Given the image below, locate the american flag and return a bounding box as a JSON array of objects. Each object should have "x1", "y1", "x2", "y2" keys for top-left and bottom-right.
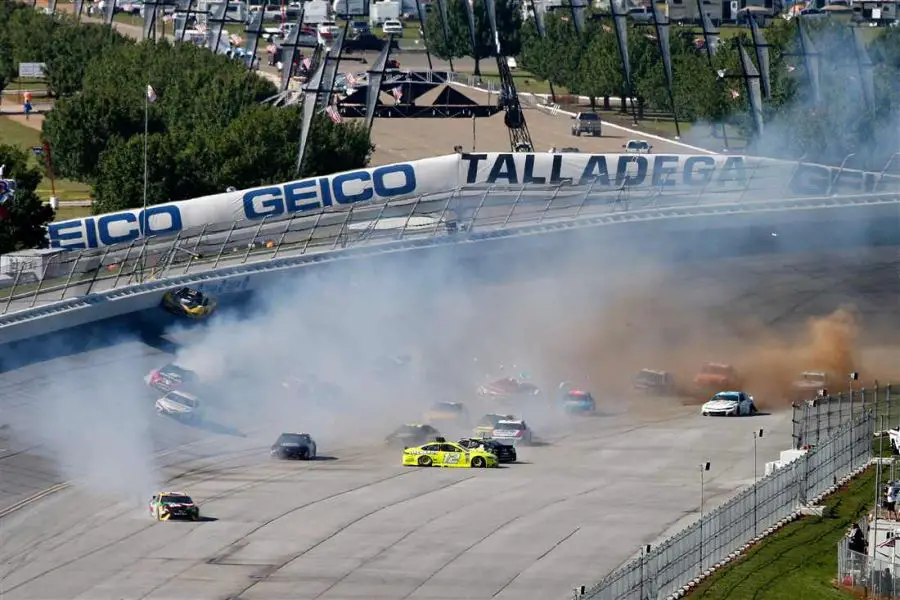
[
  {"x1": 391, "y1": 87, "x2": 402, "y2": 101},
  {"x1": 730, "y1": 89, "x2": 740, "y2": 99},
  {"x1": 325, "y1": 105, "x2": 342, "y2": 124},
  {"x1": 302, "y1": 57, "x2": 312, "y2": 70},
  {"x1": 346, "y1": 73, "x2": 358, "y2": 87}
]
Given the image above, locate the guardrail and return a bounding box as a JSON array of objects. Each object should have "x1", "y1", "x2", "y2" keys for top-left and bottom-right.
[
  {"x1": 794, "y1": 385, "x2": 897, "y2": 448},
  {"x1": 4, "y1": 169, "x2": 900, "y2": 318},
  {"x1": 584, "y1": 407, "x2": 877, "y2": 600}
]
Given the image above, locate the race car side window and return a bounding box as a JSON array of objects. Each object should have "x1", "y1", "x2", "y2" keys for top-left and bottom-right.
[
  {"x1": 440, "y1": 444, "x2": 458, "y2": 452},
  {"x1": 421, "y1": 444, "x2": 440, "y2": 452}
]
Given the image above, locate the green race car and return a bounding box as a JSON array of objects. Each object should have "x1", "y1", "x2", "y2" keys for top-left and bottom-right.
[
  {"x1": 402, "y1": 437, "x2": 498, "y2": 468},
  {"x1": 149, "y1": 491, "x2": 201, "y2": 521}
]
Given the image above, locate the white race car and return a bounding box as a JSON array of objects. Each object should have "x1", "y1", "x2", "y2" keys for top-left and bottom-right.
[
  {"x1": 701, "y1": 391, "x2": 758, "y2": 417},
  {"x1": 490, "y1": 419, "x2": 535, "y2": 445},
  {"x1": 155, "y1": 390, "x2": 203, "y2": 422}
]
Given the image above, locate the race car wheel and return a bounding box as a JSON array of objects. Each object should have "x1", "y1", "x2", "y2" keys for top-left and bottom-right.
[
  {"x1": 471, "y1": 456, "x2": 486, "y2": 468},
  {"x1": 418, "y1": 456, "x2": 432, "y2": 467}
]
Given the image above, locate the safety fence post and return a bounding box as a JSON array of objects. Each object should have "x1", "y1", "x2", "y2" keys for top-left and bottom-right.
[
  {"x1": 399, "y1": 193, "x2": 428, "y2": 240},
  {"x1": 272, "y1": 214, "x2": 298, "y2": 260},
  {"x1": 826, "y1": 153, "x2": 856, "y2": 196},
  {"x1": 161, "y1": 232, "x2": 184, "y2": 279},
  {"x1": 435, "y1": 189, "x2": 458, "y2": 236},
  {"x1": 131, "y1": 236, "x2": 154, "y2": 285},
  {"x1": 183, "y1": 224, "x2": 209, "y2": 275},
  {"x1": 573, "y1": 177, "x2": 600, "y2": 219},
  {"x1": 59, "y1": 253, "x2": 84, "y2": 301},
  {"x1": 110, "y1": 240, "x2": 137, "y2": 290},
  {"x1": 29, "y1": 254, "x2": 61, "y2": 308},
  {"x1": 876, "y1": 152, "x2": 899, "y2": 191},
  {"x1": 3, "y1": 265, "x2": 24, "y2": 314},
  {"x1": 536, "y1": 185, "x2": 564, "y2": 224},
  {"x1": 213, "y1": 223, "x2": 238, "y2": 270},
  {"x1": 242, "y1": 216, "x2": 269, "y2": 264},
  {"x1": 502, "y1": 185, "x2": 528, "y2": 228},
  {"x1": 736, "y1": 159, "x2": 767, "y2": 205},
  {"x1": 468, "y1": 186, "x2": 493, "y2": 232},
  {"x1": 331, "y1": 206, "x2": 356, "y2": 250},
  {"x1": 300, "y1": 211, "x2": 325, "y2": 255}
]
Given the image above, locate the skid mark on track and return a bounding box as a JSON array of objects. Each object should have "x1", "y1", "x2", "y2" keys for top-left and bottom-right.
[
  {"x1": 398, "y1": 484, "x2": 608, "y2": 600},
  {"x1": 491, "y1": 526, "x2": 582, "y2": 598}
]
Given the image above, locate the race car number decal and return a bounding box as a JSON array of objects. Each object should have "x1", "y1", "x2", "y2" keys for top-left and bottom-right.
[{"x1": 443, "y1": 453, "x2": 460, "y2": 464}]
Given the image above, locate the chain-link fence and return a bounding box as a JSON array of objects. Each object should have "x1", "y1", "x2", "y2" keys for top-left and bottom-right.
[
  {"x1": 793, "y1": 385, "x2": 898, "y2": 448},
  {"x1": 584, "y1": 410, "x2": 875, "y2": 600},
  {"x1": 838, "y1": 533, "x2": 900, "y2": 597},
  {"x1": 3, "y1": 174, "x2": 900, "y2": 317}
]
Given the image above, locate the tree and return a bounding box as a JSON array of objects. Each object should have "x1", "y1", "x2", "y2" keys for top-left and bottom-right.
[
  {"x1": 423, "y1": 0, "x2": 521, "y2": 73},
  {"x1": 0, "y1": 144, "x2": 54, "y2": 254},
  {"x1": 91, "y1": 106, "x2": 374, "y2": 214}
]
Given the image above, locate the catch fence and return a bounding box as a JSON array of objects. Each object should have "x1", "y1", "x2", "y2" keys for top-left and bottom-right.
[
  {"x1": 793, "y1": 385, "x2": 899, "y2": 448},
  {"x1": 584, "y1": 409, "x2": 875, "y2": 600},
  {"x1": 2, "y1": 160, "x2": 900, "y2": 316}
]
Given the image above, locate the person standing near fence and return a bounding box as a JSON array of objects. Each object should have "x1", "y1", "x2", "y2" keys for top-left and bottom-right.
[
  {"x1": 886, "y1": 484, "x2": 897, "y2": 520},
  {"x1": 849, "y1": 523, "x2": 867, "y2": 554}
]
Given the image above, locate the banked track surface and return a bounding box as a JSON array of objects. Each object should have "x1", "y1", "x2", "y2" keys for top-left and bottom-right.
[{"x1": 0, "y1": 246, "x2": 898, "y2": 599}]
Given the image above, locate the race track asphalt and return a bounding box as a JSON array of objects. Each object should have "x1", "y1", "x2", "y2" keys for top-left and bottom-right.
[{"x1": 1, "y1": 239, "x2": 898, "y2": 600}]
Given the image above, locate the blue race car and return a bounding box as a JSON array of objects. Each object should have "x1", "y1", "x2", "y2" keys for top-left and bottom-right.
[{"x1": 559, "y1": 385, "x2": 596, "y2": 414}]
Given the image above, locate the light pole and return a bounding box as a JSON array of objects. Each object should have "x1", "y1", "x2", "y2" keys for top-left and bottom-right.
[
  {"x1": 699, "y1": 461, "x2": 710, "y2": 575},
  {"x1": 754, "y1": 429, "x2": 764, "y2": 536}
]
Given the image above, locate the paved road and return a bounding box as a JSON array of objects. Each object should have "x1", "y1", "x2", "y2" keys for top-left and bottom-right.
[{"x1": 1, "y1": 243, "x2": 898, "y2": 599}]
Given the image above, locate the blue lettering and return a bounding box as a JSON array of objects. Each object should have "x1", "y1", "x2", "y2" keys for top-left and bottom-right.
[
  {"x1": 684, "y1": 156, "x2": 716, "y2": 186},
  {"x1": 243, "y1": 188, "x2": 284, "y2": 219},
  {"x1": 332, "y1": 171, "x2": 374, "y2": 205},
  {"x1": 142, "y1": 205, "x2": 182, "y2": 236},
  {"x1": 318, "y1": 177, "x2": 334, "y2": 207},
  {"x1": 616, "y1": 156, "x2": 648, "y2": 187},
  {"x1": 284, "y1": 180, "x2": 321, "y2": 213},
  {"x1": 373, "y1": 164, "x2": 416, "y2": 197},
  {"x1": 84, "y1": 217, "x2": 98, "y2": 249},
  {"x1": 98, "y1": 213, "x2": 139, "y2": 246},
  {"x1": 48, "y1": 220, "x2": 88, "y2": 250},
  {"x1": 651, "y1": 156, "x2": 679, "y2": 188}
]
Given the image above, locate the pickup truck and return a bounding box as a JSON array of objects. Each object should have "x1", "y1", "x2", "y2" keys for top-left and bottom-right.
[{"x1": 570, "y1": 112, "x2": 602, "y2": 137}]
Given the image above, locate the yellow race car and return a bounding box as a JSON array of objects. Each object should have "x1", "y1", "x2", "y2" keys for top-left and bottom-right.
[
  {"x1": 161, "y1": 287, "x2": 217, "y2": 319},
  {"x1": 402, "y1": 437, "x2": 498, "y2": 468}
]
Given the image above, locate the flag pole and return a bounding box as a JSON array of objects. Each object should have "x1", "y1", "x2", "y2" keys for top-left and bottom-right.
[{"x1": 141, "y1": 84, "x2": 150, "y2": 283}]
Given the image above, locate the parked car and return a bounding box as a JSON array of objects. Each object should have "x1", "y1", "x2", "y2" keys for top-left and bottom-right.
[{"x1": 571, "y1": 112, "x2": 602, "y2": 137}]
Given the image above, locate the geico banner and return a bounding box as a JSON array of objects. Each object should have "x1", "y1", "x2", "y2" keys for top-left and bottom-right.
[
  {"x1": 47, "y1": 154, "x2": 460, "y2": 250},
  {"x1": 47, "y1": 152, "x2": 900, "y2": 250},
  {"x1": 458, "y1": 152, "x2": 900, "y2": 194}
]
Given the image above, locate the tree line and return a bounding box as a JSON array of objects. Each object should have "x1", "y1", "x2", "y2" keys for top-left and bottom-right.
[
  {"x1": 0, "y1": 1, "x2": 371, "y2": 253},
  {"x1": 426, "y1": 1, "x2": 900, "y2": 168}
]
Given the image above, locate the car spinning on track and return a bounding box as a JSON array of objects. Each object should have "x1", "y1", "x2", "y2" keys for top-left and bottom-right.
[
  {"x1": 693, "y1": 363, "x2": 741, "y2": 395},
  {"x1": 701, "y1": 391, "x2": 758, "y2": 417},
  {"x1": 477, "y1": 377, "x2": 540, "y2": 401},
  {"x1": 791, "y1": 371, "x2": 828, "y2": 402},
  {"x1": 558, "y1": 384, "x2": 596, "y2": 414},
  {"x1": 385, "y1": 423, "x2": 441, "y2": 448},
  {"x1": 149, "y1": 491, "x2": 200, "y2": 521},
  {"x1": 633, "y1": 369, "x2": 676, "y2": 395},
  {"x1": 161, "y1": 287, "x2": 217, "y2": 319},
  {"x1": 473, "y1": 413, "x2": 516, "y2": 437},
  {"x1": 423, "y1": 401, "x2": 469, "y2": 426},
  {"x1": 145, "y1": 363, "x2": 201, "y2": 394},
  {"x1": 402, "y1": 437, "x2": 498, "y2": 468},
  {"x1": 155, "y1": 390, "x2": 203, "y2": 422},
  {"x1": 490, "y1": 419, "x2": 535, "y2": 445},
  {"x1": 457, "y1": 437, "x2": 517, "y2": 463},
  {"x1": 270, "y1": 432, "x2": 317, "y2": 460}
]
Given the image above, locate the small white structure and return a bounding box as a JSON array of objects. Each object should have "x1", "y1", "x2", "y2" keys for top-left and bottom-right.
[
  {"x1": 0, "y1": 248, "x2": 70, "y2": 281},
  {"x1": 764, "y1": 447, "x2": 809, "y2": 476}
]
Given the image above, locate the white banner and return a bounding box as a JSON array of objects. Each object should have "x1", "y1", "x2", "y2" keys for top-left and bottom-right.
[{"x1": 47, "y1": 152, "x2": 900, "y2": 250}]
